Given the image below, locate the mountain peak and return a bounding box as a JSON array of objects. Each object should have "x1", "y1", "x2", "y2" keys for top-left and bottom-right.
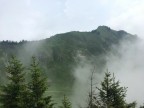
[
  {"x1": 91, "y1": 26, "x2": 111, "y2": 33},
  {"x1": 97, "y1": 26, "x2": 111, "y2": 31}
]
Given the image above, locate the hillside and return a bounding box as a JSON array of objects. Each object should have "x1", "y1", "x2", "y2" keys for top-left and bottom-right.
[{"x1": 0, "y1": 26, "x2": 137, "y2": 90}]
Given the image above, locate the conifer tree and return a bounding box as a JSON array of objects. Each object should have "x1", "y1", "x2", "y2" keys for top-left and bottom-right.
[
  {"x1": 59, "y1": 95, "x2": 72, "y2": 108},
  {"x1": 95, "y1": 70, "x2": 127, "y2": 108},
  {"x1": 28, "y1": 57, "x2": 54, "y2": 108},
  {"x1": 0, "y1": 56, "x2": 26, "y2": 108}
]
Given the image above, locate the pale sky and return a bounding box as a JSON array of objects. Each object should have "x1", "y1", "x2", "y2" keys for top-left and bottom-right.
[{"x1": 0, "y1": 0, "x2": 144, "y2": 41}]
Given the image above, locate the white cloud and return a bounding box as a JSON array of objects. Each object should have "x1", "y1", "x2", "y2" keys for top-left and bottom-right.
[
  {"x1": 0, "y1": 0, "x2": 144, "y2": 41},
  {"x1": 0, "y1": 0, "x2": 42, "y2": 41},
  {"x1": 106, "y1": 39, "x2": 144, "y2": 106},
  {"x1": 106, "y1": 0, "x2": 144, "y2": 38}
]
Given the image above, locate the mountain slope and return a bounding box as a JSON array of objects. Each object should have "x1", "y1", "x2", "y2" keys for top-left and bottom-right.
[{"x1": 0, "y1": 26, "x2": 137, "y2": 89}]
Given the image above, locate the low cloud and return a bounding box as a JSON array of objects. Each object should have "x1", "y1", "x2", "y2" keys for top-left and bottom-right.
[{"x1": 106, "y1": 38, "x2": 144, "y2": 106}]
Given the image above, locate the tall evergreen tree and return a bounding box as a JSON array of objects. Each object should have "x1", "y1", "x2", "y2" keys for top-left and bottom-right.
[
  {"x1": 0, "y1": 56, "x2": 26, "y2": 108},
  {"x1": 28, "y1": 57, "x2": 54, "y2": 108},
  {"x1": 95, "y1": 70, "x2": 127, "y2": 108}
]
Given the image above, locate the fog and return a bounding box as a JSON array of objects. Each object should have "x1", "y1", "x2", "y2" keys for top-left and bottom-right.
[
  {"x1": 17, "y1": 41, "x2": 43, "y2": 65},
  {"x1": 10, "y1": 35, "x2": 144, "y2": 107},
  {"x1": 71, "y1": 37, "x2": 144, "y2": 107},
  {"x1": 106, "y1": 38, "x2": 144, "y2": 106},
  {"x1": 70, "y1": 51, "x2": 105, "y2": 107}
]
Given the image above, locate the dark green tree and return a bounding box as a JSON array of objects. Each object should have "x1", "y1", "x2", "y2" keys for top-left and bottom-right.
[
  {"x1": 28, "y1": 57, "x2": 54, "y2": 108},
  {"x1": 140, "y1": 106, "x2": 144, "y2": 108},
  {"x1": 95, "y1": 70, "x2": 127, "y2": 108},
  {"x1": 126, "y1": 101, "x2": 137, "y2": 108},
  {"x1": 0, "y1": 56, "x2": 27, "y2": 108},
  {"x1": 59, "y1": 95, "x2": 72, "y2": 108}
]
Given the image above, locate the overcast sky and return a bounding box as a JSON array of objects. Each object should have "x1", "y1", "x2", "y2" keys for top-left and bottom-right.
[{"x1": 0, "y1": 0, "x2": 144, "y2": 41}]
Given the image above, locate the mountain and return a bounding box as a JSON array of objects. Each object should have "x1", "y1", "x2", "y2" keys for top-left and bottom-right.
[{"x1": 0, "y1": 26, "x2": 137, "y2": 91}]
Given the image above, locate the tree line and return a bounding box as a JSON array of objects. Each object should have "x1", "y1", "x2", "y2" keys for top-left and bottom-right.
[{"x1": 0, "y1": 57, "x2": 143, "y2": 108}]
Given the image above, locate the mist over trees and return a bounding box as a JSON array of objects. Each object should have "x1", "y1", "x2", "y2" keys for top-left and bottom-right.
[
  {"x1": 0, "y1": 26, "x2": 137, "y2": 88},
  {"x1": 0, "y1": 57, "x2": 143, "y2": 108},
  {"x1": 87, "y1": 70, "x2": 137, "y2": 108},
  {"x1": 0, "y1": 26, "x2": 143, "y2": 107}
]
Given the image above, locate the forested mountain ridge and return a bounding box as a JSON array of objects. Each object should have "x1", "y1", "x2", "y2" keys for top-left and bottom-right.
[{"x1": 0, "y1": 26, "x2": 137, "y2": 89}]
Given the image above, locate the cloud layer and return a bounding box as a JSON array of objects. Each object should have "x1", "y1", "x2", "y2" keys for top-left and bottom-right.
[
  {"x1": 106, "y1": 39, "x2": 144, "y2": 106},
  {"x1": 0, "y1": 0, "x2": 144, "y2": 41}
]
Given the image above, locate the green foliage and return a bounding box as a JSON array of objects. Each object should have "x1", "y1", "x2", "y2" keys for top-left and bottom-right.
[
  {"x1": 0, "y1": 57, "x2": 55, "y2": 108},
  {"x1": 126, "y1": 101, "x2": 137, "y2": 108},
  {"x1": 28, "y1": 57, "x2": 54, "y2": 108},
  {"x1": 0, "y1": 26, "x2": 138, "y2": 107},
  {"x1": 95, "y1": 71, "x2": 127, "y2": 108},
  {"x1": 140, "y1": 106, "x2": 144, "y2": 108},
  {"x1": 0, "y1": 56, "x2": 27, "y2": 108},
  {"x1": 59, "y1": 95, "x2": 72, "y2": 108},
  {"x1": 0, "y1": 26, "x2": 137, "y2": 87}
]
